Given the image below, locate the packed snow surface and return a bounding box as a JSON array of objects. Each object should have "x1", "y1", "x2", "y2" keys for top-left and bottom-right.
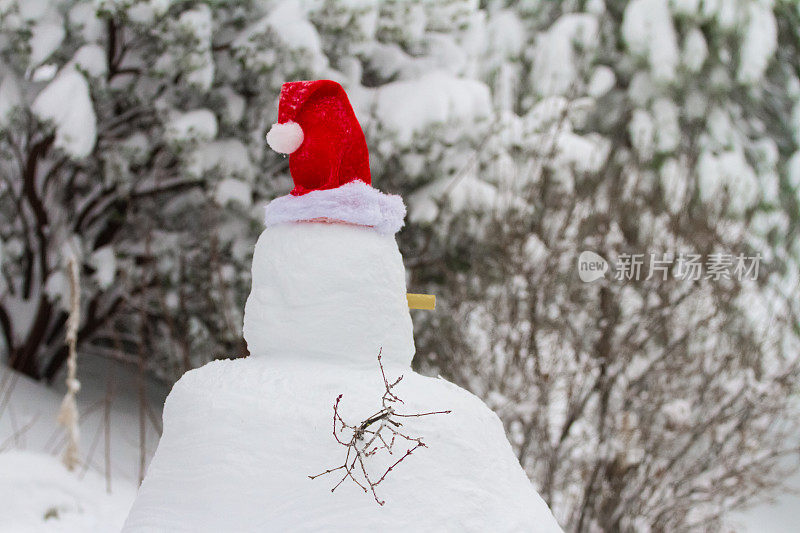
[
  {"x1": 0, "y1": 360, "x2": 165, "y2": 532},
  {"x1": 243, "y1": 223, "x2": 414, "y2": 363},
  {"x1": 0, "y1": 362, "x2": 163, "y2": 488},
  {"x1": 124, "y1": 222, "x2": 563, "y2": 532},
  {"x1": 0, "y1": 451, "x2": 134, "y2": 532},
  {"x1": 123, "y1": 357, "x2": 562, "y2": 532}
]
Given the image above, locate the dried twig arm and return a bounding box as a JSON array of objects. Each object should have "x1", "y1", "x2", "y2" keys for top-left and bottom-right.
[{"x1": 309, "y1": 350, "x2": 451, "y2": 505}]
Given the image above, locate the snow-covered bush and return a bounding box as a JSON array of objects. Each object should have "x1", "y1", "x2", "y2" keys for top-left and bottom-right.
[
  {"x1": 0, "y1": 0, "x2": 493, "y2": 382},
  {"x1": 407, "y1": 1, "x2": 800, "y2": 531}
]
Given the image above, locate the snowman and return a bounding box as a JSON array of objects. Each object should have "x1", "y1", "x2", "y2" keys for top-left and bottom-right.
[{"x1": 122, "y1": 80, "x2": 562, "y2": 532}]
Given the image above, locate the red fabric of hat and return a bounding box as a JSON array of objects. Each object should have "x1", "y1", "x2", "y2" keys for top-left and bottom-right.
[
  {"x1": 268, "y1": 80, "x2": 371, "y2": 196},
  {"x1": 265, "y1": 80, "x2": 405, "y2": 235}
]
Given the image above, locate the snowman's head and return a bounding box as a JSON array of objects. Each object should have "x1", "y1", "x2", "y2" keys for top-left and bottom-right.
[{"x1": 243, "y1": 221, "x2": 415, "y2": 367}]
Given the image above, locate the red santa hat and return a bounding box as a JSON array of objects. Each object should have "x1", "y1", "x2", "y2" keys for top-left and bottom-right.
[{"x1": 264, "y1": 80, "x2": 405, "y2": 235}]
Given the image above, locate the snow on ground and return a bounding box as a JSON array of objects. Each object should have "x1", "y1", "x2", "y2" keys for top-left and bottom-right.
[
  {"x1": 0, "y1": 358, "x2": 168, "y2": 532},
  {"x1": 0, "y1": 451, "x2": 134, "y2": 532},
  {"x1": 730, "y1": 456, "x2": 800, "y2": 533}
]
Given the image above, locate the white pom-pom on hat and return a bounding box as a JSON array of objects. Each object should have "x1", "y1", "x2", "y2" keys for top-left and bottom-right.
[{"x1": 266, "y1": 121, "x2": 304, "y2": 154}]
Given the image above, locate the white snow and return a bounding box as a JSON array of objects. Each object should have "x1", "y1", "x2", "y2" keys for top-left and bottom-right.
[
  {"x1": 124, "y1": 221, "x2": 563, "y2": 531},
  {"x1": 684, "y1": 89, "x2": 707, "y2": 119},
  {"x1": 29, "y1": 21, "x2": 65, "y2": 67},
  {"x1": 234, "y1": 1, "x2": 327, "y2": 73},
  {"x1": 587, "y1": 66, "x2": 616, "y2": 98},
  {"x1": 70, "y1": 44, "x2": 109, "y2": 78},
  {"x1": 186, "y1": 139, "x2": 255, "y2": 180},
  {"x1": 177, "y1": 5, "x2": 211, "y2": 41},
  {"x1": 629, "y1": 109, "x2": 655, "y2": 161},
  {"x1": 409, "y1": 173, "x2": 499, "y2": 224},
  {"x1": 30, "y1": 64, "x2": 58, "y2": 83},
  {"x1": 525, "y1": 96, "x2": 568, "y2": 131},
  {"x1": 358, "y1": 42, "x2": 407, "y2": 81},
  {"x1": 373, "y1": 72, "x2": 492, "y2": 146},
  {"x1": 16, "y1": 0, "x2": 51, "y2": 21},
  {"x1": 652, "y1": 98, "x2": 680, "y2": 153},
  {"x1": 662, "y1": 399, "x2": 692, "y2": 426},
  {"x1": 659, "y1": 157, "x2": 688, "y2": 214},
  {"x1": 125, "y1": 358, "x2": 563, "y2": 532},
  {"x1": 177, "y1": 5, "x2": 214, "y2": 90},
  {"x1": 125, "y1": 5, "x2": 157, "y2": 25},
  {"x1": 628, "y1": 71, "x2": 656, "y2": 107},
  {"x1": 682, "y1": 28, "x2": 708, "y2": 73},
  {"x1": 0, "y1": 363, "x2": 164, "y2": 479},
  {"x1": 214, "y1": 178, "x2": 252, "y2": 208},
  {"x1": 44, "y1": 270, "x2": 70, "y2": 311},
  {"x1": 707, "y1": 0, "x2": 743, "y2": 30},
  {"x1": 425, "y1": 33, "x2": 470, "y2": 76},
  {"x1": 737, "y1": 2, "x2": 777, "y2": 85},
  {"x1": 32, "y1": 67, "x2": 97, "y2": 158},
  {"x1": 697, "y1": 150, "x2": 760, "y2": 213},
  {"x1": 90, "y1": 247, "x2": 116, "y2": 289},
  {"x1": 148, "y1": 0, "x2": 173, "y2": 17},
  {"x1": 0, "y1": 359, "x2": 166, "y2": 532},
  {"x1": 267, "y1": 2, "x2": 324, "y2": 57},
  {"x1": 706, "y1": 106, "x2": 736, "y2": 147},
  {"x1": 531, "y1": 14, "x2": 599, "y2": 96},
  {"x1": 787, "y1": 151, "x2": 800, "y2": 191},
  {"x1": 68, "y1": 2, "x2": 105, "y2": 43},
  {"x1": 243, "y1": 223, "x2": 413, "y2": 364},
  {"x1": 486, "y1": 10, "x2": 525, "y2": 59},
  {"x1": 0, "y1": 451, "x2": 134, "y2": 532},
  {"x1": 0, "y1": 72, "x2": 22, "y2": 125},
  {"x1": 553, "y1": 131, "x2": 611, "y2": 174},
  {"x1": 671, "y1": 0, "x2": 701, "y2": 16},
  {"x1": 218, "y1": 87, "x2": 245, "y2": 124},
  {"x1": 622, "y1": 0, "x2": 679, "y2": 82},
  {"x1": 524, "y1": 234, "x2": 550, "y2": 264},
  {"x1": 4, "y1": 296, "x2": 40, "y2": 344},
  {"x1": 164, "y1": 109, "x2": 218, "y2": 144}
]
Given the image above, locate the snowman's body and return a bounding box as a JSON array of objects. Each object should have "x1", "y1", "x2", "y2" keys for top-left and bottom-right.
[{"x1": 123, "y1": 222, "x2": 562, "y2": 532}]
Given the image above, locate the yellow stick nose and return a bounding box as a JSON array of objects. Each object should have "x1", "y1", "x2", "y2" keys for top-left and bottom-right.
[{"x1": 407, "y1": 293, "x2": 436, "y2": 310}]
